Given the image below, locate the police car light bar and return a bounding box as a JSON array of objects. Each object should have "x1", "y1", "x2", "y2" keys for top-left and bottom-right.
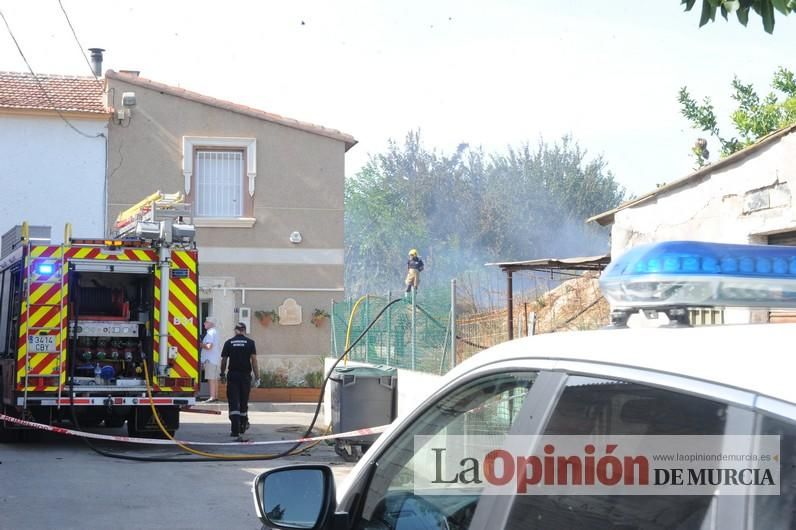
[{"x1": 599, "y1": 241, "x2": 796, "y2": 309}]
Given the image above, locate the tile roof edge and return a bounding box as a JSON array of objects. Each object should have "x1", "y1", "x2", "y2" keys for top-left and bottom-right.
[
  {"x1": 587, "y1": 123, "x2": 796, "y2": 226},
  {"x1": 106, "y1": 70, "x2": 357, "y2": 150}
]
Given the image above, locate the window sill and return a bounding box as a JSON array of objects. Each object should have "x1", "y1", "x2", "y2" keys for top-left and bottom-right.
[{"x1": 193, "y1": 217, "x2": 256, "y2": 228}]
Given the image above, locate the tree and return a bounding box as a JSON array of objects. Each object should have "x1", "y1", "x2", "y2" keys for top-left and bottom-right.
[
  {"x1": 344, "y1": 132, "x2": 625, "y2": 296},
  {"x1": 678, "y1": 67, "x2": 796, "y2": 166},
  {"x1": 681, "y1": 0, "x2": 795, "y2": 34}
]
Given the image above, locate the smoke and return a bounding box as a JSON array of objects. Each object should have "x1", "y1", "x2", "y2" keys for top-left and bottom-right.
[{"x1": 344, "y1": 132, "x2": 624, "y2": 303}]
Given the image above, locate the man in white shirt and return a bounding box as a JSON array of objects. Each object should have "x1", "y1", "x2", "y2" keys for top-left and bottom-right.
[{"x1": 201, "y1": 316, "x2": 222, "y2": 402}]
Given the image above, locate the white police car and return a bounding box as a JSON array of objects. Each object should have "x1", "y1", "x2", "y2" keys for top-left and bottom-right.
[{"x1": 252, "y1": 241, "x2": 796, "y2": 530}]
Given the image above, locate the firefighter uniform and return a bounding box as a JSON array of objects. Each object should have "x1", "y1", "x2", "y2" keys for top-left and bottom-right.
[
  {"x1": 405, "y1": 249, "x2": 425, "y2": 293},
  {"x1": 220, "y1": 323, "x2": 258, "y2": 439}
]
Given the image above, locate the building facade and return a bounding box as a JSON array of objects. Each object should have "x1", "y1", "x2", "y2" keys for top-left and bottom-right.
[
  {"x1": 0, "y1": 72, "x2": 107, "y2": 240},
  {"x1": 589, "y1": 125, "x2": 796, "y2": 324},
  {"x1": 104, "y1": 70, "x2": 355, "y2": 381}
]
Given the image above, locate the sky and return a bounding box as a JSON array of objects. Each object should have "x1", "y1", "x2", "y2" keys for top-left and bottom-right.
[{"x1": 1, "y1": 0, "x2": 795, "y2": 197}]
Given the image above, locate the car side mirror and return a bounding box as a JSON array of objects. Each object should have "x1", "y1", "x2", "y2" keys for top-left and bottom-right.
[{"x1": 253, "y1": 465, "x2": 336, "y2": 530}]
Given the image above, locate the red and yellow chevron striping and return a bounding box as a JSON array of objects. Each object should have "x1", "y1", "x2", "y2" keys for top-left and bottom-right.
[
  {"x1": 153, "y1": 250, "x2": 199, "y2": 392},
  {"x1": 17, "y1": 245, "x2": 196, "y2": 393}
]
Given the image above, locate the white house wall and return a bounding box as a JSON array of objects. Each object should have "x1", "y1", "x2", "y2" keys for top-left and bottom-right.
[
  {"x1": 0, "y1": 115, "x2": 106, "y2": 241},
  {"x1": 611, "y1": 133, "x2": 796, "y2": 256}
]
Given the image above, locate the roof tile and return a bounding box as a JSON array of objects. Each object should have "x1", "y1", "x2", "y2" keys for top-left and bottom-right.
[
  {"x1": 0, "y1": 71, "x2": 106, "y2": 114},
  {"x1": 106, "y1": 70, "x2": 356, "y2": 150}
]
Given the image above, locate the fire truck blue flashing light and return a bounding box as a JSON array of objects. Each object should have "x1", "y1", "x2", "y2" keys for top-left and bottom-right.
[
  {"x1": 36, "y1": 263, "x2": 54, "y2": 275},
  {"x1": 599, "y1": 241, "x2": 796, "y2": 309}
]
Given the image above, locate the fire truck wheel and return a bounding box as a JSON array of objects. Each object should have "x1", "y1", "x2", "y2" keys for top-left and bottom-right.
[
  {"x1": 18, "y1": 428, "x2": 42, "y2": 442},
  {"x1": 127, "y1": 420, "x2": 175, "y2": 439},
  {"x1": 104, "y1": 415, "x2": 126, "y2": 428},
  {"x1": 0, "y1": 411, "x2": 20, "y2": 442},
  {"x1": 76, "y1": 414, "x2": 103, "y2": 428},
  {"x1": 0, "y1": 379, "x2": 19, "y2": 442}
]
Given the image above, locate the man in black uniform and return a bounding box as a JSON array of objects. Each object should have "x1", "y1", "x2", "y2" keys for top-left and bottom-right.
[{"x1": 219, "y1": 322, "x2": 259, "y2": 441}]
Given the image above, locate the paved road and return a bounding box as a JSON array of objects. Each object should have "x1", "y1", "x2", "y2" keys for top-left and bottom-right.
[{"x1": 0, "y1": 405, "x2": 356, "y2": 530}]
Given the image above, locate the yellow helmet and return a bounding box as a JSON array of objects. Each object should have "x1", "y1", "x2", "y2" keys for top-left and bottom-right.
[{"x1": 408, "y1": 249, "x2": 418, "y2": 257}]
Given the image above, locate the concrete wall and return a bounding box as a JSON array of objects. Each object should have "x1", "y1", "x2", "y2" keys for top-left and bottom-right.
[
  {"x1": 106, "y1": 77, "x2": 347, "y2": 376},
  {"x1": 611, "y1": 133, "x2": 796, "y2": 256},
  {"x1": 0, "y1": 113, "x2": 107, "y2": 241}
]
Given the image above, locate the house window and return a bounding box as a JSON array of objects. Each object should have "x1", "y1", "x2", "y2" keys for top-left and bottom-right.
[
  {"x1": 182, "y1": 137, "x2": 257, "y2": 226},
  {"x1": 195, "y1": 149, "x2": 245, "y2": 217}
]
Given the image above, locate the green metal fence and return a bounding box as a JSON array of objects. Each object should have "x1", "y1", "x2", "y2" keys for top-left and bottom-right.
[{"x1": 331, "y1": 292, "x2": 455, "y2": 375}]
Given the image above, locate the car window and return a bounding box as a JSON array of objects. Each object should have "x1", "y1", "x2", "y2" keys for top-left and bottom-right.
[
  {"x1": 752, "y1": 413, "x2": 796, "y2": 530},
  {"x1": 505, "y1": 376, "x2": 733, "y2": 530},
  {"x1": 353, "y1": 371, "x2": 537, "y2": 530}
]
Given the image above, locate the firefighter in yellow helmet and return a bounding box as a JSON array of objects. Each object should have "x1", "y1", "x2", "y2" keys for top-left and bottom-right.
[{"x1": 405, "y1": 249, "x2": 425, "y2": 294}]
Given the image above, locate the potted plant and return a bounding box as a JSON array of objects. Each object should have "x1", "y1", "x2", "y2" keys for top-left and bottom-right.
[
  {"x1": 254, "y1": 309, "x2": 279, "y2": 327},
  {"x1": 310, "y1": 308, "x2": 330, "y2": 327}
]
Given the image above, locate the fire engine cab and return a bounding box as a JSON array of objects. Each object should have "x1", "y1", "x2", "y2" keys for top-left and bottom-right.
[{"x1": 0, "y1": 192, "x2": 199, "y2": 440}]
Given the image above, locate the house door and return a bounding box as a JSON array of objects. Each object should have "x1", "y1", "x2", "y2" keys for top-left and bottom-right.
[{"x1": 199, "y1": 300, "x2": 212, "y2": 394}]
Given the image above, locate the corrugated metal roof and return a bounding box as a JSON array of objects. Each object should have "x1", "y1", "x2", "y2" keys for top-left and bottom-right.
[{"x1": 487, "y1": 254, "x2": 610, "y2": 272}]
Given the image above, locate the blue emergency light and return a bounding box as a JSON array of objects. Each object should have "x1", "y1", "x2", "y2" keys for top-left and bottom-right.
[
  {"x1": 599, "y1": 241, "x2": 796, "y2": 309},
  {"x1": 36, "y1": 263, "x2": 55, "y2": 275}
]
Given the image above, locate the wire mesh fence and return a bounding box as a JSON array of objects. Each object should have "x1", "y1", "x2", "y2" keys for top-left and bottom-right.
[
  {"x1": 331, "y1": 293, "x2": 455, "y2": 375},
  {"x1": 331, "y1": 271, "x2": 609, "y2": 376}
]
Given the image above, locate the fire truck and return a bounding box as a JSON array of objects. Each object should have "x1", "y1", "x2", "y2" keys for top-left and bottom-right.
[{"x1": 0, "y1": 192, "x2": 199, "y2": 440}]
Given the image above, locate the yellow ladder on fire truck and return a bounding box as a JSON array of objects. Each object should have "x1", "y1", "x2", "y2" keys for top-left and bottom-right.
[
  {"x1": 20, "y1": 222, "x2": 69, "y2": 410},
  {"x1": 113, "y1": 191, "x2": 189, "y2": 238}
]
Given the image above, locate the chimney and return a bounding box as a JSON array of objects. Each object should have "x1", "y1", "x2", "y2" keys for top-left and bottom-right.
[{"x1": 88, "y1": 48, "x2": 105, "y2": 77}]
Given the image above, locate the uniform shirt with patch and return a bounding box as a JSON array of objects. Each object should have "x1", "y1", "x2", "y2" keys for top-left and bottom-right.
[{"x1": 221, "y1": 335, "x2": 257, "y2": 373}]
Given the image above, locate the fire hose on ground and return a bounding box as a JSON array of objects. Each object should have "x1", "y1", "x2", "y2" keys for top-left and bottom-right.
[{"x1": 7, "y1": 297, "x2": 407, "y2": 462}]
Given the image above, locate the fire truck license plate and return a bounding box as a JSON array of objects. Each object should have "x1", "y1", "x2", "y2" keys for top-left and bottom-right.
[{"x1": 28, "y1": 335, "x2": 57, "y2": 352}]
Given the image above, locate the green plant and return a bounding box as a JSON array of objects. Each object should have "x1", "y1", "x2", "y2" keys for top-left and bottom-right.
[
  {"x1": 304, "y1": 370, "x2": 324, "y2": 388},
  {"x1": 258, "y1": 370, "x2": 288, "y2": 388},
  {"x1": 254, "y1": 309, "x2": 279, "y2": 325},
  {"x1": 311, "y1": 308, "x2": 330, "y2": 327},
  {"x1": 678, "y1": 67, "x2": 796, "y2": 161},
  {"x1": 681, "y1": 0, "x2": 794, "y2": 34}
]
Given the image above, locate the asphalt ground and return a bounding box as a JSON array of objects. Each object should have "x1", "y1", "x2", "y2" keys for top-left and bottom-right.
[{"x1": 0, "y1": 404, "x2": 356, "y2": 530}]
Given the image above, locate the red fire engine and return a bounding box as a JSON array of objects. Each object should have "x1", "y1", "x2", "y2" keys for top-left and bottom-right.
[{"x1": 0, "y1": 192, "x2": 199, "y2": 440}]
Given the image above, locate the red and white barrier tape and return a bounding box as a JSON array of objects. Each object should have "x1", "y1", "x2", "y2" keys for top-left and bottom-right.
[{"x1": 0, "y1": 413, "x2": 387, "y2": 446}]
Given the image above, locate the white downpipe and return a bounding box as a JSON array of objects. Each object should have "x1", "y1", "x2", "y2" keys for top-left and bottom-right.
[
  {"x1": 158, "y1": 245, "x2": 171, "y2": 375},
  {"x1": 211, "y1": 286, "x2": 344, "y2": 304}
]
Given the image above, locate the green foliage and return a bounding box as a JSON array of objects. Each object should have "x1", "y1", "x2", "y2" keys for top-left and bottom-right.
[
  {"x1": 304, "y1": 370, "x2": 324, "y2": 388},
  {"x1": 345, "y1": 132, "x2": 626, "y2": 296},
  {"x1": 678, "y1": 67, "x2": 796, "y2": 163},
  {"x1": 257, "y1": 370, "x2": 324, "y2": 387},
  {"x1": 681, "y1": 0, "x2": 795, "y2": 33},
  {"x1": 254, "y1": 309, "x2": 279, "y2": 324},
  {"x1": 258, "y1": 371, "x2": 288, "y2": 388}
]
